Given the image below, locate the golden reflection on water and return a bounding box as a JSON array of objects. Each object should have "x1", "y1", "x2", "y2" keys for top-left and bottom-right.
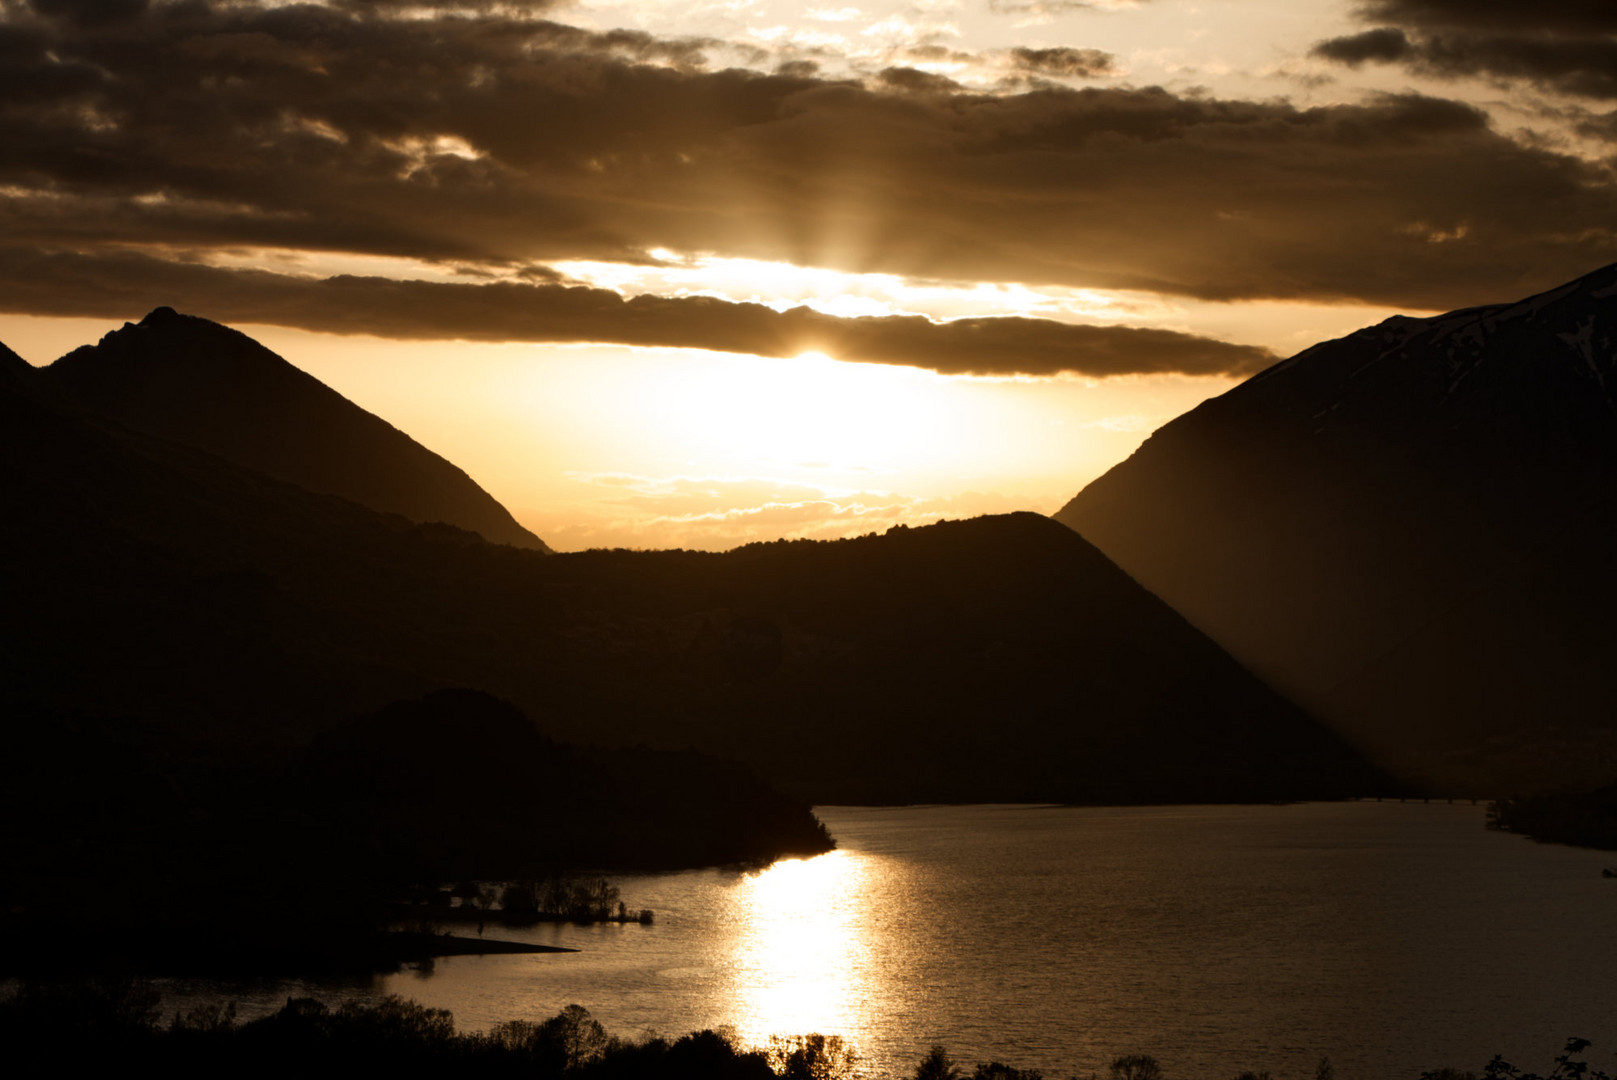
[{"x1": 727, "y1": 849, "x2": 877, "y2": 1051}]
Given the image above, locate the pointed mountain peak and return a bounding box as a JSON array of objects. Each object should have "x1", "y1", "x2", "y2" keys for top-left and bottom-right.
[
  {"x1": 44, "y1": 309, "x2": 551, "y2": 552},
  {"x1": 88, "y1": 304, "x2": 274, "y2": 356}
]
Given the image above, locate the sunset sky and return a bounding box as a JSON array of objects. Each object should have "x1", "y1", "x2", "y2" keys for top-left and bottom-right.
[{"x1": 3, "y1": 0, "x2": 1613, "y2": 550}]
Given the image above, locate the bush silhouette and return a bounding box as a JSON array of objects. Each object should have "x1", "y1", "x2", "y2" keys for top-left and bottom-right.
[
  {"x1": 915, "y1": 1044, "x2": 964, "y2": 1080},
  {"x1": 973, "y1": 1063, "x2": 1044, "y2": 1080},
  {"x1": 1111, "y1": 1054, "x2": 1163, "y2": 1080},
  {"x1": 766, "y1": 1033, "x2": 859, "y2": 1080}
]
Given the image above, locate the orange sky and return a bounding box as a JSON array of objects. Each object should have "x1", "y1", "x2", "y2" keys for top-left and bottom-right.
[{"x1": 2, "y1": 0, "x2": 1612, "y2": 549}]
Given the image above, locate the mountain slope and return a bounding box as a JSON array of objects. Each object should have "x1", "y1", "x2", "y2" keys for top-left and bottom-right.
[
  {"x1": 1056, "y1": 263, "x2": 1617, "y2": 792},
  {"x1": 1, "y1": 336, "x2": 1374, "y2": 804},
  {"x1": 42, "y1": 307, "x2": 549, "y2": 551},
  {"x1": 0, "y1": 340, "x2": 27, "y2": 374},
  {"x1": 525, "y1": 513, "x2": 1378, "y2": 803}
]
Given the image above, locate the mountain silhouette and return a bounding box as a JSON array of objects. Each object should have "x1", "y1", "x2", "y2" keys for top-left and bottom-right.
[
  {"x1": 0, "y1": 322, "x2": 1375, "y2": 804},
  {"x1": 1056, "y1": 262, "x2": 1617, "y2": 793},
  {"x1": 0, "y1": 339, "x2": 28, "y2": 374},
  {"x1": 517, "y1": 513, "x2": 1378, "y2": 803},
  {"x1": 42, "y1": 307, "x2": 549, "y2": 551}
]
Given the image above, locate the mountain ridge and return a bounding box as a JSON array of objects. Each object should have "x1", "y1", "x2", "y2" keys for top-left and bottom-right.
[
  {"x1": 1056, "y1": 261, "x2": 1617, "y2": 793},
  {"x1": 42, "y1": 306, "x2": 549, "y2": 552},
  {"x1": 1, "y1": 326, "x2": 1377, "y2": 804}
]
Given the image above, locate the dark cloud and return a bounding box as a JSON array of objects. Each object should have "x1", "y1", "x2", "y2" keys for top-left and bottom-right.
[
  {"x1": 1010, "y1": 46, "x2": 1117, "y2": 78},
  {"x1": 1575, "y1": 108, "x2": 1617, "y2": 142},
  {"x1": 328, "y1": 1, "x2": 557, "y2": 9},
  {"x1": 903, "y1": 44, "x2": 979, "y2": 64},
  {"x1": 0, "y1": 2, "x2": 1614, "y2": 310},
  {"x1": 1310, "y1": 28, "x2": 1414, "y2": 66},
  {"x1": 1355, "y1": 1, "x2": 1617, "y2": 34},
  {"x1": 25, "y1": 0, "x2": 148, "y2": 26},
  {"x1": 1316, "y1": 1, "x2": 1617, "y2": 100},
  {"x1": 0, "y1": 246, "x2": 1275, "y2": 378},
  {"x1": 875, "y1": 66, "x2": 963, "y2": 94}
]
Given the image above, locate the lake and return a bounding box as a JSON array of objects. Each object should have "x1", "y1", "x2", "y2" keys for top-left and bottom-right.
[{"x1": 155, "y1": 802, "x2": 1617, "y2": 1079}]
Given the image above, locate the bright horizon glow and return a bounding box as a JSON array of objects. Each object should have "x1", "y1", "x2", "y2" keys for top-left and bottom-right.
[
  {"x1": 0, "y1": 309, "x2": 1343, "y2": 552},
  {"x1": 174, "y1": 331, "x2": 1245, "y2": 552}
]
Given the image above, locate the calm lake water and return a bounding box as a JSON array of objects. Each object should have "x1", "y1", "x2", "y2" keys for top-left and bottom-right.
[{"x1": 157, "y1": 803, "x2": 1617, "y2": 1079}]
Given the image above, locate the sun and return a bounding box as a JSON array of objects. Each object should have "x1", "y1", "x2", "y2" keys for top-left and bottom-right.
[{"x1": 650, "y1": 349, "x2": 965, "y2": 475}]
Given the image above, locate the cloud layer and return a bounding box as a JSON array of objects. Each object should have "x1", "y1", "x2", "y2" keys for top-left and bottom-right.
[
  {"x1": 1, "y1": 0, "x2": 1614, "y2": 323},
  {"x1": 0, "y1": 246, "x2": 1273, "y2": 377},
  {"x1": 1314, "y1": 1, "x2": 1617, "y2": 102}
]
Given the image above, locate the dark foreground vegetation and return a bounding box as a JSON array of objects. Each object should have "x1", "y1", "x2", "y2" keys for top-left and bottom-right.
[
  {"x1": 1487, "y1": 786, "x2": 1617, "y2": 851},
  {"x1": 393, "y1": 875, "x2": 655, "y2": 932},
  {"x1": 0, "y1": 980, "x2": 1604, "y2": 1080}
]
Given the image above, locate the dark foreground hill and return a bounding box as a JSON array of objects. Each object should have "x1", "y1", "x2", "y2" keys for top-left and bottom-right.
[
  {"x1": 0, "y1": 328, "x2": 1374, "y2": 806},
  {"x1": 1057, "y1": 263, "x2": 1617, "y2": 794},
  {"x1": 42, "y1": 307, "x2": 548, "y2": 551}
]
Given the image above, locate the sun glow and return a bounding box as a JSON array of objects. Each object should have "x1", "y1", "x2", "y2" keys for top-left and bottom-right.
[
  {"x1": 1, "y1": 314, "x2": 1246, "y2": 552},
  {"x1": 640, "y1": 349, "x2": 966, "y2": 474}
]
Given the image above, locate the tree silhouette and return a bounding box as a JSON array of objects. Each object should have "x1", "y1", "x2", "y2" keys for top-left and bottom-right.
[
  {"x1": 915, "y1": 1044, "x2": 963, "y2": 1080},
  {"x1": 1111, "y1": 1055, "x2": 1163, "y2": 1080}
]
